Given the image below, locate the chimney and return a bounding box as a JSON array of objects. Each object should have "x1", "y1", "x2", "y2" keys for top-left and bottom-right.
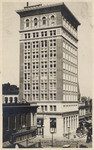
[{"x1": 27, "y1": 2, "x2": 29, "y2": 7}]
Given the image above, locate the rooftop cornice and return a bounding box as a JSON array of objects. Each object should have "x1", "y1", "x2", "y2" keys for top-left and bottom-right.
[
  {"x1": 16, "y1": 2, "x2": 64, "y2": 13},
  {"x1": 16, "y1": 2, "x2": 80, "y2": 26}
]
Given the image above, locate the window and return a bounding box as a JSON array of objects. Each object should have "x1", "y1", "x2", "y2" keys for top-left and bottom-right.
[
  {"x1": 26, "y1": 19, "x2": 29, "y2": 27},
  {"x1": 50, "y1": 15, "x2": 55, "y2": 25},
  {"x1": 41, "y1": 31, "x2": 47, "y2": 37},
  {"x1": 54, "y1": 64, "x2": 56, "y2": 67},
  {"x1": 41, "y1": 41, "x2": 43, "y2": 47},
  {"x1": 50, "y1": 105, "x2": 53, "y2": 111},
  {"x1": 53, "y1": 30, "x2": 56, "y2": 35},
  {"x1": 14, "y1": 97, "x2": 17, "y2": 103},
  {"x1": 41, "y1": 105, "x2": 44, "y2": 112},
  {"x1": 33, "y1": 33, "x2": 35, "y2": 38},
  {"x1": 32, "y1": 41, "x2": 39, "y2": 48},
  {"x1": 36, "y1": 32, "x2": 39, "y2": 37},
  {"x1": 45, "y1": 94, "x2": 47, "y2": 100},
  {"x1": 10, "y1": 97, "x2": 13, "y2": 103},
  {"x1": 51, "y1": 15, "x2": 55, "y2": 20},
  {"x1": 50, "y1": 118, "x2": 56, "y2": 130},
  {"x1": 24, "y1": 33, "x2": 30, "y2": 39},
  {"x1": 28, "y1": 63, "x2": 30, "y2": 69},
  {"x1": 28, "y1": 33, "x2": 30, "y2": 38},
  {"x1": 41, "y1": 32, "x2": 44, "y2": 37},
  {"x1": 49, "y1": 39, "x2": 56, "y2": 47},
  {"x1": 25, "y1": 34, "x2": 27, "y2": 39},
  {"x1": 24, "y1": 73, "x2": 27, "y2": 79},
  {"x1": 50, "y1": 30, "x2": 56, "y2": 36},
  {"x1": 33, "y1": 94, "x2": 35, "y2": 100},
  {"x1": 36, "y1": 94, "x2": 39, "y2": 99},
  {"x1": 25, "y1": 43, "x2": 27, "y2": 49},
  {"x1": 33, "y1": 32, "x2": 39, "y2": 38},
  {"x1": 36, "y1": 41, "x2": 39, "y2": 48},
  {"x1": 5, "y1": 97, "x2": 8, "y2": 104},
  {"x1": 36, "y1": 55, "x2": 39, "y2": 58},
  {"x1": 45, "y1": 40, "x2": 47, "y2": 47},
  {"x1": 34, "y1": 18, "x2": 37, "y2": 26},
  {"x1": 45, "y1": 105, "x2": 47, "y2": 111},
  {"x1": 45, "y1": 31, "x2": 47, "y2": 36},
  {"x1": 54, "y1": 106, "x2": 56, "y2": 111},
  {"x1": 50, "y1": 64, "x2": 52, "y2": 68},
  {"x1": 53, "y1": 39, "x2": 56, "y2": 46},
  {"x1": 36, "y1": 86, "x2": 38, "y2": 90},
  {"x1": 24, "y1": 42, "x2": 30, "y2": 49},
  {"x1": 42, "y1": 17, "x2": 46, "y2": 25},
  {"x1": 41, "y1": 40, "x2": 47, "y2": 47},
  {"x1": 54, "y1": 53, "x2": 56, "y2": 57},
  {"x1": 50, "y1": 31, "x2": 52, "y2": 36}
]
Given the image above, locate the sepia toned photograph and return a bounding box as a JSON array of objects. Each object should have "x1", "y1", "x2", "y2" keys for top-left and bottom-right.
[{"x1": 2, "y1": 1, "x2": 93, "y2": 148}]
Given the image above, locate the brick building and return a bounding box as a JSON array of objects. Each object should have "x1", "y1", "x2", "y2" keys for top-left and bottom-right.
[{"x1": 16, "y1": 2, "x2": 80, "y2": 138}]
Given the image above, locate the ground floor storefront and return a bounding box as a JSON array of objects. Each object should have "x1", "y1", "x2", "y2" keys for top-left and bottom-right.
[{"x1": 37, "y1": 111, "x2": 79, "y2": 138}]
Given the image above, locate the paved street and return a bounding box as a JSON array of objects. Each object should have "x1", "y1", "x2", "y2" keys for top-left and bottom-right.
[
  {"x1": 38, "y1": 135, "x2": 92, "y2": 148},
  {"x1": 17, "y1": 134, "x2": 92, "y2": 148}
]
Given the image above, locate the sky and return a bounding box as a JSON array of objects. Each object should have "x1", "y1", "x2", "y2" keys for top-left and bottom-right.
[{"x1": 2, "y1": 1, "x2": 93, "y2": 97}]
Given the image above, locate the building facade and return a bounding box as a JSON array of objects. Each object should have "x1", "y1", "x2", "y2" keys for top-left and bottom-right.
[
  {"x1": 3, "y1": 102, "x2": 38, "y2": 148},
  {"x1": 17, "y1": 2, "x2": 80, "y2": 138},
  {"x1": 2, "y1": 84, "x2": 38, "y2": 148}
]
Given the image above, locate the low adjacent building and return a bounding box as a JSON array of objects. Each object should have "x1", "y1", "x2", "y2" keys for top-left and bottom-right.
[{"x1": 2, "y1": 83, "x2": 38, "y2": 148}]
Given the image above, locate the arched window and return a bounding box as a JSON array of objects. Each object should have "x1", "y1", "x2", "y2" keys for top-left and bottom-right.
[
  {"x1": 5, "y1": 97, "x2": 8, "y2": 104},
  {"x1": 42, "y1": 17, "x2": 46, "y2": 25},
  {"x1": 10, "y1": 97, "x2": 13, "y2": 103},
  {"x1": 14, "y1": 97, "x2": 17, "y2": 103},
  {"x1": 50, "y1": 15, "x2": 55, "y2": 25},
  {"x1": 51, "y1": 15, "x2": 55, "y2": 20},
  {"x1": 34, "y1": 18, "x2": 37, "y2": 26},
  {"x1": 26, "y1": 19, "x2": 29, "y2": 27}
]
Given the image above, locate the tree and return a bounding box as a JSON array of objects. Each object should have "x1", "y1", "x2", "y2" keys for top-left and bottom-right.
[{"x1": 81, "y1": 96, "x2": 87, "y2": 103}]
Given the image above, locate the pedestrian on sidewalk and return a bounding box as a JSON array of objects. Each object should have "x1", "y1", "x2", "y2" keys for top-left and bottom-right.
[{"x1": 76, "y1": 142, "x2": 79, "y2": 148}]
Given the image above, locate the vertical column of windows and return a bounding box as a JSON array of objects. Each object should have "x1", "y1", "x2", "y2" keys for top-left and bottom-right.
[
  {"x1": 32, "y1": 40, "x2": 39, "y2": 101},
  {"x1": 49, "y1": 39, "x2": 57, "y2": 100},
  {"x1": 40, "y1": 40, "x2": 48, "y2": 100},
  {"x1": 63, "y1": 41, "x2": 78, "y2": 102},
  {"x1": 24, "y1": 42, "x2": 31, "y2": 101}
]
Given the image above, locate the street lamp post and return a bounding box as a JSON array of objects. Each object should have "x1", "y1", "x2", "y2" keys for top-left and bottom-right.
[
  {"x1": 52, "y1": 131, "x2": 54, "y2": 147},
  {"x1": 50, "y1": 128, "x2": 55, "y2": 147},
  {"x1": 42, "y1": 110, "x2": 44, "y2": 138},
  {"x1": 42, "y1": 124, "x2": 44, "y2": 138}
]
